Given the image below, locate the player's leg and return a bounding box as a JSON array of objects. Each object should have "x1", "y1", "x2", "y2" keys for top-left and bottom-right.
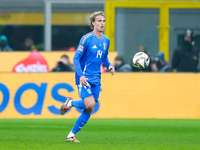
[
  {"x1": 60, "y1": 97, "x2": 73, "y2": 115},
  {"x1": 60, "y1": 85, "x2": 87, "y2": 116},
  {"x1": 66, "y1": 96, "x2": 95, "y2": 141},
  {"x1": 60, "y1": 98, "x2": 87, "y2": 115},
  {"x1": 64, "y1": 83, "x2": 94, "y2": 142},
  {"x1": 60, "y1": 84, "x2": 91, "y2": 115},
  {"x1": 66, "y1": 83, "x2": 100, "y2": 142}
]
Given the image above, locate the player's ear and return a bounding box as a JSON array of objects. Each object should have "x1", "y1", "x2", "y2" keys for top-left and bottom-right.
[{"x1": 92, "y1": 21, "x2": 95, "y2": 26}]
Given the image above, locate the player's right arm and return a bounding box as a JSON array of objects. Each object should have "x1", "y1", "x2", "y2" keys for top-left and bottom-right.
[
  {"x1": 73, "y1": 36, "x2": 88, "y2": 85},
  {"x1": 73, "y1": 44, "x2": 84, "y2": 76},
  {"x1": 102, "y1": 39, "x2": 115, "y2": 75}
]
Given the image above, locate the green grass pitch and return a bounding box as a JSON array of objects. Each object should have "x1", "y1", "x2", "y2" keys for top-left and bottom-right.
[{"x1": 0, "y1": 119, "x2": 200, "y2": 150}]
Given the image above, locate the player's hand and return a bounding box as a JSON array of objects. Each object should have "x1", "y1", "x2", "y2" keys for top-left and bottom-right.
[
  {"x1": 80, "y1": 76, "x2": 87, "y2": 86},
  {"x1": 109, "y1": 66, "x2": 115, "y2": 75}
]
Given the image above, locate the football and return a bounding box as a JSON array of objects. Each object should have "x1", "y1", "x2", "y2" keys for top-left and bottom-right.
[{"x1": 132, "y1": 52, "x2": 150, "y2": 69}]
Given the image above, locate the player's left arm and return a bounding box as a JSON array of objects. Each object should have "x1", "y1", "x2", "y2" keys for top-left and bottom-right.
[
  {"x1": 102, "y1": 41, "x2": 115, "y2": 75},
  {"x1": 108, "y1": 66, "x2": 115, "y2": 75}
]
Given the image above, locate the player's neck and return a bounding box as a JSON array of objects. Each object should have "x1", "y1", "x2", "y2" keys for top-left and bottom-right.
[{"x1": 93, "y1": 30, "x2": 103, "y2": 38}]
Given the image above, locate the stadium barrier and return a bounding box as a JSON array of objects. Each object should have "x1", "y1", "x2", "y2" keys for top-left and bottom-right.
[
  {"x1": 0, "y1": 51, "x2": 118, "y2": 72},
  {"x1": 0, "y1": 73, "x2": 200, "y2": 119}
]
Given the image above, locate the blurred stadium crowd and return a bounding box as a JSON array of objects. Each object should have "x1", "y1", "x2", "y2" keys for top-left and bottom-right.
[{"x1": 0, "y1": 0, "x2": 200, "y2": 73}]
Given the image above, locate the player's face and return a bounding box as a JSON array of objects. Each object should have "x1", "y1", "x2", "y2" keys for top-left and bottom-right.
[{"x1": 93, "y1": 15, "x2": 105, "y2": 33}]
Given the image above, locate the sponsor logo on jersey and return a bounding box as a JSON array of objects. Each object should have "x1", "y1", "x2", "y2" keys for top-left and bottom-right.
[
  {"x1": 92, "y1": 45, "x2": 97, "y2": 49},
  {"x1": 78, "y1": 45, "x2": 84, "y2": 51}
]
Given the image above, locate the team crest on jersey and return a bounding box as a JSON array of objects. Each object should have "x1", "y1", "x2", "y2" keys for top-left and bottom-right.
[
  {"x1": 78, "y1": 45, "x2": 84, "y2": 51},
  {"x1": 103, "y1": 43, "x2": 106, "y2": 50},
  {"x1": 87, "y1": 89, "x2": 91, "y2": 94}
]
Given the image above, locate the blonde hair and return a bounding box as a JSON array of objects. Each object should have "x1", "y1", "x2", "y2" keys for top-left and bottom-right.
[{"x1": 90, "y1": 11, "x2": 106, "y2": 30}]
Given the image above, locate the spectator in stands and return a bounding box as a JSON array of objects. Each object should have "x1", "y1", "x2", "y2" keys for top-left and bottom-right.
[
  {"x1": 172, "y1": 29, "x2": 199, "y2": 72},
  {"x1": 113, "y1": 55, "x2": 132, "y2": 72},
  {"x1": 51, "y1": 54, "x2": 75, "y2": 72},
  {"x1": 151, "y1": 52, "x2": 171, "y2": 72},
  {"x1": 0, "y1": 35, "x2": 12, "y2": 51},
  {"x1": 22, "y1": 37, "x2": 44, "y2": 51},
  {"x1": 137, "y1": 45, "x2": 148, "y2": 53},
  {"x1": 23, "y1": 37, "x2": 36, "y2": 51}
]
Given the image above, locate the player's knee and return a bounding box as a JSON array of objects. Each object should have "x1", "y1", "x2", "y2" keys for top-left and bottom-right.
[
  {"x1": 84, "y1": 96, "x2": 96, "y2": 110},
  {"x1": 85, "y1": 107, "x2": 94, "y2": 114},
  {"x1": 86, "y1": 101, "x2": 95, "y2": 110}
]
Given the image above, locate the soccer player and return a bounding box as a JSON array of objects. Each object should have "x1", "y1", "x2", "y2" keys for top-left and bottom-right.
[{"x1": 60, "y1": 11, "x2": 115, "y2": 142}]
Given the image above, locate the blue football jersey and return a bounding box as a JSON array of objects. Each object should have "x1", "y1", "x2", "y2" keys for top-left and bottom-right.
[{"x1": 73, "y1": 31, "x2": 111, "y2": 85}]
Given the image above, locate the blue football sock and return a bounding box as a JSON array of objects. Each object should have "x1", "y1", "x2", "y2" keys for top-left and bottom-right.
[
  {"x1": 71, "y1": 100, "x2": 86, "y2": 109},
  {"x1": 71, "y1": 111, "x2": 91, "y2": 135}
]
